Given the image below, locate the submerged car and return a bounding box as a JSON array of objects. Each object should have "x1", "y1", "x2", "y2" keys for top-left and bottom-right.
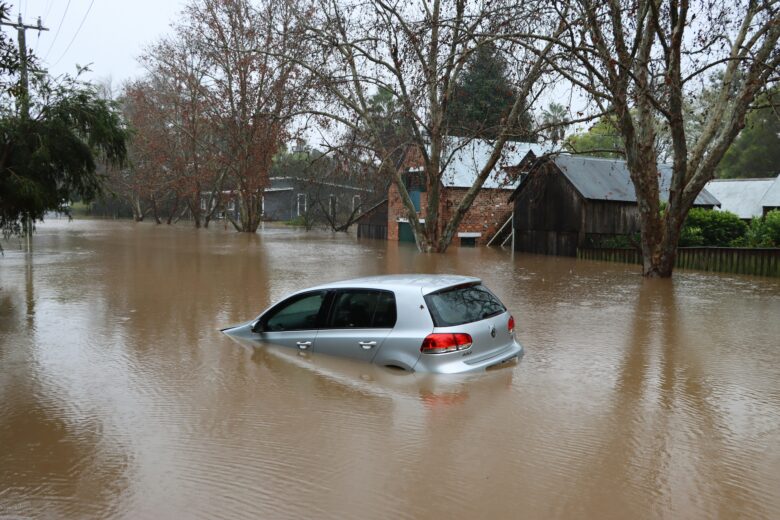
[{"x1": 221, "y1": 274, "x2": 523, "y2": 374}]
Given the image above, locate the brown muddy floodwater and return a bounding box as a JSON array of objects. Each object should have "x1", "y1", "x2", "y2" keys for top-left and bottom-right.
[{"x1": 1, "y1": 219, "x2": 779, "y2": 519}]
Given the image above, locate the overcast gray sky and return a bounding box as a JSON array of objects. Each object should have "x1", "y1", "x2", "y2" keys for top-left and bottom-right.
[{"x1": 2, "y1": 0, "x2": 185, "y2": 85}]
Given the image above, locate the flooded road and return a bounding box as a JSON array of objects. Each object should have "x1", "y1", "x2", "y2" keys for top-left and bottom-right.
[{"x1": 1, "y1": 219, "x2": 779, "y2": 519}]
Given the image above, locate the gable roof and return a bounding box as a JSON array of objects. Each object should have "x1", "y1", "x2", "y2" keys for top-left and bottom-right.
[
  {"x1": 515, "y1": 154, "x2": 720, "y2": 206},
  {"x1": 438, "y1": 137, "x2": 549, "y2": 189},
  {"x1": 759, "y1": 175, "x2": 780, "y2": 209},
  {"x1": 704, "y1": 178, "x2": 776, "y2": 218}
]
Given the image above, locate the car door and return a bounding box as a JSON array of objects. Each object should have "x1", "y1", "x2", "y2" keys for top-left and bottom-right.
[
  {"x1": 312, "y1": 289, "x2": 396, "y2": 363},
  {"x1": 255, "y1": 290, "x2": 326, "y2": 351}
]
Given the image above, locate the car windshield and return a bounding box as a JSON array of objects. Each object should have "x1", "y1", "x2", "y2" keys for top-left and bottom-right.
[{"x1": 424, "y1": 284, "x2": 505, "y2": 327}]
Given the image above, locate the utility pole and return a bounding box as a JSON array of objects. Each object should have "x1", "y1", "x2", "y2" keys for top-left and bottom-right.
[
  {"x1": 0, "y1": 14, "x2": 49, "y2": 118},
  {"x1": 0, "y1": 15, "x2": 49, "y2": 248}
]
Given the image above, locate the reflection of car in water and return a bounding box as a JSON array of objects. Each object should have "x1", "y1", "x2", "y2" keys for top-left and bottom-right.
[
  {"x1": 230, "y1": 336, "x2": 516, "y2": 410},
  {"x1": 221, "y1": 275, "x2": 523, "y2": 374}
]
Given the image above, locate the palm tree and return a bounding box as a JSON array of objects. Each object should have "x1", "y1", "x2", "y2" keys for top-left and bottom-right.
[{"x1": 541, "y1": 103, "x2": 570, "y2": 144}]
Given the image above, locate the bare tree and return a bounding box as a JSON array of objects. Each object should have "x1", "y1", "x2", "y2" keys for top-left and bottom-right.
[
  {"x1": 290, "y1": 0, "x2": 567, "y2": 252},
  {"x1": 548, "y1": 0, "x2": 779, "y2": 277},
  {"x1": 140, "y1": 30, "x2": 227, "y2": 229},
  {"x1": 186, "y1": 0, "x2": 310, "y2": 233},
  {"x1": 121, "y1": 79, "x2": 184, "y2": 225}
]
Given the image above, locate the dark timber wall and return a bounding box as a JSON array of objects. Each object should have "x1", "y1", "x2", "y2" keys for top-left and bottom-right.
[
  {"x1": 513, "y1": 164, "x2": 583, "y2": 256},
  {"x1": 512, "y1": 163, "x2": 642, "y2": 256},
  {"x1": 357, "y1": 200, "x2": 388, "y2": 240}
]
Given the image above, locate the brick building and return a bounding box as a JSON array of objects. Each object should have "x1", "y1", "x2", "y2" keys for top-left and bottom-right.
[{"x1": 385, "y1": 138, "x2": 546, "y2": 247}]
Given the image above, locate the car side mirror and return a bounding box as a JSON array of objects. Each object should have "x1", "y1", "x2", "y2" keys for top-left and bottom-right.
[{"x1": 251, "y1": 320, "x2": 265, "y2": 333}]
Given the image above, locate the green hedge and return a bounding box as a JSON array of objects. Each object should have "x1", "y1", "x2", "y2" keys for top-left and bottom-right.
[
  {"x1": 681, "y1": 208, "x2": 747, "y2": 247},
  {"x1": 681, "y1": 209, "x2": 780, "y2": 248}
]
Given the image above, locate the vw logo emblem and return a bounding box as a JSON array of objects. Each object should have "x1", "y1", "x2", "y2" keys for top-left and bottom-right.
[{"x1": 490, "y1": 325, "x2": 496, "y2": 338}]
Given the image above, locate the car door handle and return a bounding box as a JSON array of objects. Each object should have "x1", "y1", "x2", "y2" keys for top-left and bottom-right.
[
  {"x1": 359, "y1": 341, "x2": 377, "y2": 350},
  {"x1": 296, "y1": 341, "x2": 312, "y2": 350}
]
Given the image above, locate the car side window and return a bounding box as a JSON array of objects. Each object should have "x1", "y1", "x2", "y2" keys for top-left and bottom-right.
[
  {"x1": 328, "y1": 290, "x2": 397, "y2": 329},
  {"x1": 264, "y1": 292, "x2": 325, "y2": 331}
]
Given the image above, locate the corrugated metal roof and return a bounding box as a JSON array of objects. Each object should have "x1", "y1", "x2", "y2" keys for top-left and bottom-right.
[
  {"x1": 704, "y1": 178, "x2": 775, "y2": 218},
  {"x1": 759, "y1": 175, "x2": 780, "y2": 208},
  {"x1": 439, "y1": 137, "x2": 549, "y2": 189},
  {"x1": 553, "y1": 155, "x2": 720, "y2": 206}
]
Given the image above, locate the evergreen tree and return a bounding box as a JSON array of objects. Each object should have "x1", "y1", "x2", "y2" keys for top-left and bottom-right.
[
  {"x1": 445, "y1": 43, "x2": 533, "y2": 141},
  {"x1": 716, "y1": 89, "x2": 780, "y2": 178}
]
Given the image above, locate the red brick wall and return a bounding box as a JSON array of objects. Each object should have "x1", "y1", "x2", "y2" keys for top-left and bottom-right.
[
  {"x1": 387, "y1": 181, "x2": 513, "y2": 246},
  {"x1": 441, "y1": 188, "x2": 513, "y2": 246}
]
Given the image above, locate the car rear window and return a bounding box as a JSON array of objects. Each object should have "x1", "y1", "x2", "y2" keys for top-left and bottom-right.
[{"x1": 424, "y1": 284, "x2": 506, "y2": 327}]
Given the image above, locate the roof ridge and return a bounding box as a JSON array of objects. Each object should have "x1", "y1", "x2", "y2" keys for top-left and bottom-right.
[{"x1": 708, "y1": 177, "x2": 777, "y2": 182}]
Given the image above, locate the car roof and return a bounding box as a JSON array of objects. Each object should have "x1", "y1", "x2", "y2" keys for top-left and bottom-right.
[{"x1": 307, "y1": 274, "x2": 481, "y2": 295}]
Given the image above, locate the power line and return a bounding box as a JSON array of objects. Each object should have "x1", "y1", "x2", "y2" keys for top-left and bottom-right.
[
  {"x1": 44, "y1": 0, "x2": 71, "y2": 59},
  {"x1": 51, "y1": 0, "x2": 94, "y2": 67},
  {"x1": 43, "y1": 0, "x2": 55, "y2": 21},
  {"x1": 36, "y1": 0, "x2": 56, "y2": 54}
]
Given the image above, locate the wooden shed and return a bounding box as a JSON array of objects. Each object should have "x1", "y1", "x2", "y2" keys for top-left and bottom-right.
[
  {"x1": 509, "y1": 155, "x2": 721, "y2": 256},
  {"x1": 356, "y1": 199, "x2": 388, "y2": 240}
]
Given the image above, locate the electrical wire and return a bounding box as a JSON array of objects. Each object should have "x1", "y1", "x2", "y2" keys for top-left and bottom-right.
[
  {"x1": 51, "y1": 0, "x2": 95, "y2": 67},
  {"x1": 44, "y1": 0, "x2": 71, "y2": 59},
  {"x1": 43, "y1": 0, "x2": 55, "y2": 21}
]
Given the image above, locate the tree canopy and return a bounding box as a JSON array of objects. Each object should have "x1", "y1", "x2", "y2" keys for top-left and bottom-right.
[
  {"x1": 445, "y1": 43, "x2": 533, "y2": 141},
  {"x1": 564, "y1": 117, "x2": 624, "y2": 158},
  {"x1": 716, "y1": 89, "x2": 780, "y2": 179}
]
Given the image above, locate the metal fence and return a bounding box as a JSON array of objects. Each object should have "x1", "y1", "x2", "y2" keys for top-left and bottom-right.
[{"x1": 577, "y1": 247, "x2": 780, "y2": 277}]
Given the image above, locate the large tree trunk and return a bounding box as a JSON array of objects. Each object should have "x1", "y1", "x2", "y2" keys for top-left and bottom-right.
[{"x1": 235, "y1": 189, "x2": 263, "y2": 233}]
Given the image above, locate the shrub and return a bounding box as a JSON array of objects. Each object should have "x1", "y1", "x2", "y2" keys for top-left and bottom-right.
[
  {"x1": 679, "y1": 225, "x2": 705, "y2": 246},
  {"x1": 765, "y1": 210, "x2": 780, "y2": 246},
  {"x1": 682, "y1": 208, "x2": 747, "y2": 246}
]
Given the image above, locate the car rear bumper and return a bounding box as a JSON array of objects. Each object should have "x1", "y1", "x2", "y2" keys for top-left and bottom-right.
[{"x1": 413, "y1": 339, "x2": 524, "y2": 374}]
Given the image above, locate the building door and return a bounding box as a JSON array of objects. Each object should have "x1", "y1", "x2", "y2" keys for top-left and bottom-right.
[{"x1": 398, "y1": 222, "x2": 416, "y2": 243}]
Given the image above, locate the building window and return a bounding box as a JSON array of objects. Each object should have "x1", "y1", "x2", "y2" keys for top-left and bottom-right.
[
  {"x1": 297, "y1": 193, "x2": 307, "y2": 216},
  {"x1": 460, "y1": 236, "x2": 477, "y2": 247},
  {"x1": 352, "y1": 195, "x2": 361, "y2": 212},
  {"x1": 329, "y1": 195, "x2": 336, "y2": 217},
  {"x1": 410, "y1": 190, "x2": 421, "y2": 211},
  {"x1": 261, "y1": 195, "x2": 265, "y2": 217}
]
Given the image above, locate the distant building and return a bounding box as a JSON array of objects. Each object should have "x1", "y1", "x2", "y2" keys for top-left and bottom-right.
[
  {"x1": 510, "y1": 154, "x2": 721, "y2": 256},
  {"x1": 383, "y1": 137, "x2": 548, "y2": 247},
  {"x1": 261, "y1": 176, "x2": 376, "y2": 222},
  {"x1": 201, "y1": 176, "x2": 377, "y2": 223},
  {"x1": 704, "y1": 176, "x2": 778, "y2": 220}
]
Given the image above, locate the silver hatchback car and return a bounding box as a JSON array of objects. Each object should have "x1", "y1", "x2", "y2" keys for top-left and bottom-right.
[{"x1": 222, "y1": 274, "x2": 523, "y2": 374}]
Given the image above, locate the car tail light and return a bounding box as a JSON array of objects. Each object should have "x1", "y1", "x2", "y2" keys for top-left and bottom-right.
[
  {"x1": 508, "y1": 315, "x2": 515, "y2": 334},
  {"x1": 420, "y1": 333, "x2": 473, "y2": 354}
]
